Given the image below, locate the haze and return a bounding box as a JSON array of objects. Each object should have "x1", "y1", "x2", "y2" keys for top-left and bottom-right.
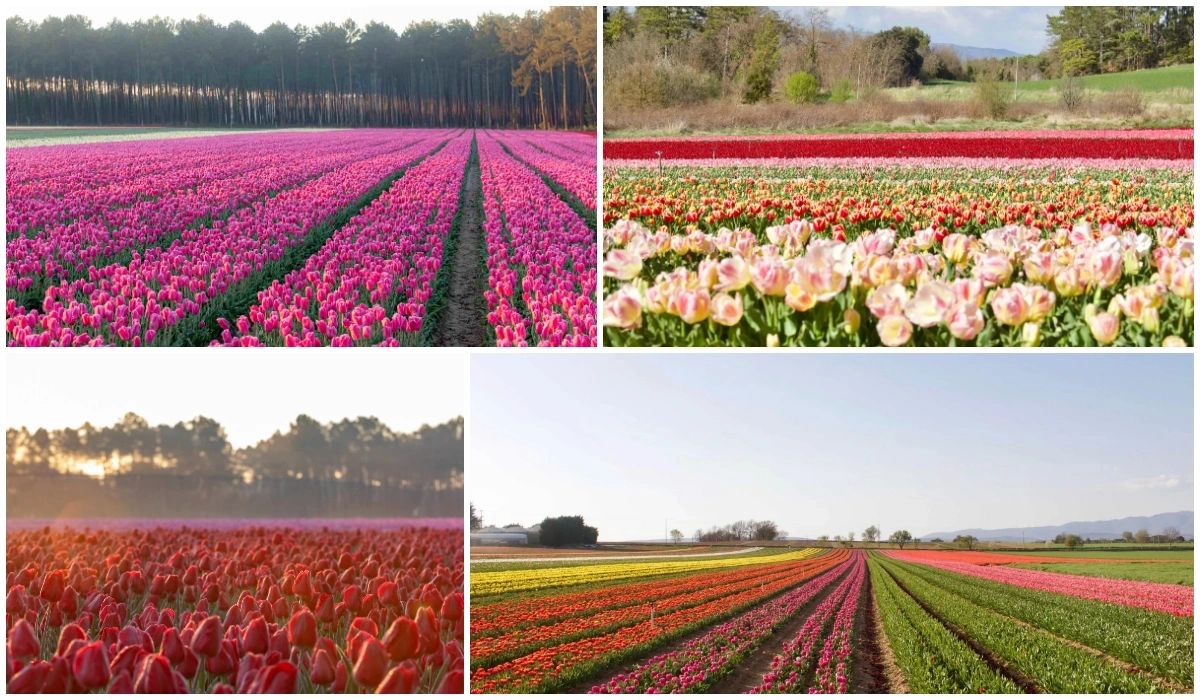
[
  {"x1": 471, "y1": 353, "x2": 1193, "y2": 541},
  {"x1": 7, "y1": 352, "x2": 465, "y2": 448}
]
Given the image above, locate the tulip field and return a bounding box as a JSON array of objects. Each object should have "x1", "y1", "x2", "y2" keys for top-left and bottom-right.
[
  {"x1": 6, "y1": 128, "x2": 597, "y2": 346},
  {"x1": 469, "y1": 546, "x2": 1194, "y2": 693},
  {"x1": 601, "y1": 129, "x2": 1194, "y2": 347},
  {"x1": 5, "y1": 520, "x2": 464, "y2": 693}
]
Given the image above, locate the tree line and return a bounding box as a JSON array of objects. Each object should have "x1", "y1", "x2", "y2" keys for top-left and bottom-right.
[
  {"x1": 694, "y1": 519, "x2": 784, "y2": 542},
  {"x1": 6, "y1": 7, "x2": 595, "y2": 128},
  {"x1": 6, "y1": 413, "x2": 463, "y2": 518},
  {"x1": 603, "y1": 6, "x2": 1193, "y2": 110}
]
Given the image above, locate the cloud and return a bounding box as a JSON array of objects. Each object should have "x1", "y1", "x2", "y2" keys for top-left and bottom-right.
[{"x1": 1118, "y1": 474, "x2": 1190, "y2": 491}]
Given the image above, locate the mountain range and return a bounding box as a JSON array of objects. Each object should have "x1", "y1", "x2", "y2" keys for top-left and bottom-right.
[
  {"x1": 921, "y1": 511, "x2": 1194, "y2": 542},
  {"x1": 931, "y1": 42, "x2": 1021, "y2": 61}
]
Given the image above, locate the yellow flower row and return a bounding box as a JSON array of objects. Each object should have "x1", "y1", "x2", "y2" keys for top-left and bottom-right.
[{"x1": 471, "y1": 547, "x2": 823, "y2": 596}]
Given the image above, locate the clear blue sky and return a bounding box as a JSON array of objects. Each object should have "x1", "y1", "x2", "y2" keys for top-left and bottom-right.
[
  {"x1": 471, "y1": 354, "x2": 1193, "y2": 541},
  {"x1": 786, "y1": 6, "x2": 1062, "y2": 55}
]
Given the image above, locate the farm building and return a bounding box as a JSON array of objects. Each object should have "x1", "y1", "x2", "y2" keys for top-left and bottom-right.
[{"x1": 471, "y1": 524, "x2": 541, "y2": 546}]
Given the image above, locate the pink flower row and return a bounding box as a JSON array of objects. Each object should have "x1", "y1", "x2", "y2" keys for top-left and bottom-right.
[
  {"x1": 213, "y1": 134, "x2": 472, "y2": 346},
  {"x1": 7, "y1": 132, "x2": 340, "y2": 234},
  {"x1": 592, "y1": 555, "x2": 857, "y2": 693},
  {"x1": 605, "y1": 128, "x2": 1193, "y2": 143},
  {"x1": 492, "y1": 130, "x2": 597, "y2": 206},
  {"x1": 478, "y1": 132, "x2": 596, "y2": 347},
  {"x1": 606, "y1": 157, "x2": 1195, "y2": 171},
  {"x1": 6, "y1": 132, "x2": 452, "y2": 346},
  {"x1": 750, "y1": 554, "x2": 865, "y2": 694},
  {"x1": 7, "y1": 133, "x2": 416, "y2": 293},
  {"x1": 884, "y1": 551, "x2": 1193, "y2": 616}
]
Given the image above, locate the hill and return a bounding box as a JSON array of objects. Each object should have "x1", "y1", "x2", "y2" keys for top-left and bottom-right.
[
  {"x1": 922, "y1": 511, "x2": 1194, "y2": 542},
  {"x1": 932, "y1": 42, "x2": 1019, "y2": 61}
]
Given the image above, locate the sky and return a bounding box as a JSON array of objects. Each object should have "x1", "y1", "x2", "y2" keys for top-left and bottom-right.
[
  {"x1": 7, "y1": 352, "x2": 465, "y2": 448},
  {"x1": 9, "y1": 1, "x2": 550, "y2": 31},
  {"x1": 470, "y1": 354, "x2": 1194, "y2": 541},
  {"x1": 783, "y1": 6, "x2": 1063, "y2": 55}
]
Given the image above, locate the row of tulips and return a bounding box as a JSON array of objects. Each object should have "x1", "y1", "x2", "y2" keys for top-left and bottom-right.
[
  {"x1": 749, "y1": 554, "x2": 866, "y2": 694},
  {"x1": 7, "y1": 132, "x2": 326, "y2": 233},
  {"x1": 589, "y1": 550, "x2": 855, "y2": 693},
  {"x1": 5, "y1": 523, "x2": 464, "y2": 693},
  {"x1": 470, "y1": 552, "x2": 842, "y2": 693},
  {"x1": 493, "y1": 131, "x2": 597, "y2": 206},
  {"x1": 877, "y1": 557, "x2": 1178, "y2": 692},
  {"x1": 603, "y1": 129, "x2": 1193, "y2": 160},
  {"x1": 478, "y1": 131, "x2": 597, "y2": 347},
  {"x1": 8, "y1": 133, "x2": 421, "y2": 304},
  {"x1": 211, "y1": 133, "x2": 472, "y2": 346},
  {"x1": 602, "y1": 217, "x2": 1194, "y2": 346},
  {"x1": 472, "y1": 561, "x2": 820, "y2": 666},
  {"x1": 472, "y1": 551, "x2": 823, "y2": 637},
  {"x1": 604, "y1": 167, "x2": 1193, "y2": 236},
  {"x1": 884, "y1": 550, "x2": 1193, "y2": 617},
  {"x1": 471, "y1": 548, "x2": 820, "y2": 597},
  {"x1": 6, "y1": 132, "x2": 453, "y2": 346}
]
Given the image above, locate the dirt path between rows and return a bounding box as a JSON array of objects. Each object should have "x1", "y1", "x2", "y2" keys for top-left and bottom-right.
[
  {"x1": 434, "y1": 140, "x2": 488, "y2": 346},
  {"x1": 704, "y1": 566, "x2": 850, "y2": 693},
  {"x1": 853, "y1": 563, "x2": 899, "y2": 693}
]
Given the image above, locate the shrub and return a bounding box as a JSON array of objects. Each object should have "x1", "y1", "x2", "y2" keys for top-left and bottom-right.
[
  {"x1": 974, "y1": 77, "x2": 1013, "y2": 119},
  {"x1": 784, "y1": 71, "x2": 821, "y2": 104},
  {"x1": 829, "y1": 79, "x2": 854, "y2": 103},
  {"x1": 1103, "y1": 87, "x2": 1145, "y2": 117},
  {"x1": 1058, "y1": 74, "x2": 1085, "y2": 112}
]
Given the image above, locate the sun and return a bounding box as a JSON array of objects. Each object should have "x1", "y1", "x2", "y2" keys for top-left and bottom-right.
[{"x1": 74, "y1": 460, "x2": 106, "y2": 478}]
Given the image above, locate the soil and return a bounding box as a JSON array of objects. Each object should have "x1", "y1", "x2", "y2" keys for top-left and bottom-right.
[
  {"x1": 853, "y1": 565, "x2": 904, "y2": 693},
  {"x1": 434, "y1": 146, "x2": 488, "y2": 346}
]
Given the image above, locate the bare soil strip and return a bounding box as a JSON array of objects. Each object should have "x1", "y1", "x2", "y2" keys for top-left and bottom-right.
[
  {"x1": 852, "y1": 564, "x2": 897, "y2": 693},
  {"x1": 882, "y1": 565, "x2": 1043, "y2": 693},
  {"x1": 432, "y1": 135, "x2": 489, "y2": 347}
]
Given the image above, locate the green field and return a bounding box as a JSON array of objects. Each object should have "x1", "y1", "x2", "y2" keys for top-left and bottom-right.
[
  {"x1": 1013, "y1": 561, "x2": 1193, "y2": 585},
  {"x1": 992, "y1": 547, "x2": 1194, "y2": 559},
  {"x1": 7, "y1": 126, "x2": 170, "y2": 141},
  {"x1": 1019, "y1": 63, "x2": 1194, "y2": 92}
]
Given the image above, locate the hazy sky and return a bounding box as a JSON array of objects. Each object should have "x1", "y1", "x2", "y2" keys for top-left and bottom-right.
[
  {"x1": 471, "y1": 353, "x2": 1194, "y2": 541},
  {"x1": 805, "y1": 6, "x2": 1064, "y2": 55},
  {"x1": 8, "y1": 352, "x2": 465, "y2": 447},
  {"x1": 10, "y1": 1, "x2": 550, "y2": 31}
]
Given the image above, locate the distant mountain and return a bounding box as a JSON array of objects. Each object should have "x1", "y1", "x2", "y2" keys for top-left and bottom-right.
[
  {"x1": 932, "y1": 42, "x2": 1021, "y2": 61},
  {"x1": 922, "y1": 511, "x2": 1194, "y2": 542}
]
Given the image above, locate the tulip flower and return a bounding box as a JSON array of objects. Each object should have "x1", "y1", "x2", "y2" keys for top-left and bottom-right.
[
  {"x1": 286, "y1": 608, "x2": 317, "y2": 649},
  {"x1": 8, "y1": 618, "x2": 40, "y2": 658},
  {"x1": 352, "y1": 637, "x2": 388, "y2": 688},
  {"x1": 72, "y1": 641, "x2": 111, "y2": 689},
  {"x1": 383, "y1": 616, "x2": 421, "y2": 661}
]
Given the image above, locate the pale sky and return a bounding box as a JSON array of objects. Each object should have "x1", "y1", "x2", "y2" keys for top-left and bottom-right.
[
  {"x1": 813, "y1": 5, "x2": 1063, "y2": 55},
  {"x1": 7, "y1": 351, "x2": 466, "y2": 448},
  {"x1": 470, "y1": 353, "x2": 1194, "y2": 541},
  {"x1": 9, "y1": 1, "x2": 551, "y2": 31}
]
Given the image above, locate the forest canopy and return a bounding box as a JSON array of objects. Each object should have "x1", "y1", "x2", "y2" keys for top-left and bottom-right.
[
  {"x1": 6, "y1": 414, "x2": 464, "y2": 518},
  {"x1": 6, "y1": 7, "x2": 596, "y2": 128}
]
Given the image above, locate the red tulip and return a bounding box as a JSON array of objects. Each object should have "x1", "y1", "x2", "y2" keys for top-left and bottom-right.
[
  {"x1": 441, "y1": 591, "x2": 463, "y2": 621},
  {"x1": 191, "y1": 615, "x2": 221, "y2": 657},
  {"x1": 352, "y1": 637, "x2": 387, "y2": 688},
  {"x1": 56, "y1": 622, "x2": 87, "y2": 656},
  {"x1": 376, "y1": 661, "x2": 419, "y2": 693},
  {"x1": 415, "y1": 606, "x2": 440, "y2": 652},
  {"x1": 9, "y1": 659, "x2": 50, "y2": 693},
  {"x1": 40, "y1": 570, "x2": 65, "y2": 602},
  {"x1": 287, "y1": 608, "x2": 317, "y2": 649},
  {"x1": 8, "y1": 618, "x2": 40, "y2": 658},
  {"x1": 343, "y1": 585, "x2": 363, "y2": 613},
  {"x1": 108, "y1": 669, "x2": 135, "y2": 693},
  {"x1": 72, "y1": 641, "x2": 111, "y2": 690},
  {"x1": 309, "y1": 648, "x2": 336, "y2": 686},
  {"x1": 437, "y1": 669, "x2": 465, "y2": 694},
  {"x1": 133, "y1": 654, "x2": 174, "y2": 694},
  {"x1": 332, "y1": 659, "x2": 348, "y2": 694},
  {"x1": 242, "y1": 615, "x2": 269, "y2": 654},
  {"x1": 253, "y1": 661, "x2": 298, "y2": 693},
  {"x1": 382, "y1": 616, "x2": 420, "y2": 661},
  {"x1": 159, "y1": 627, "x2": 185, "y2": 664}
]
